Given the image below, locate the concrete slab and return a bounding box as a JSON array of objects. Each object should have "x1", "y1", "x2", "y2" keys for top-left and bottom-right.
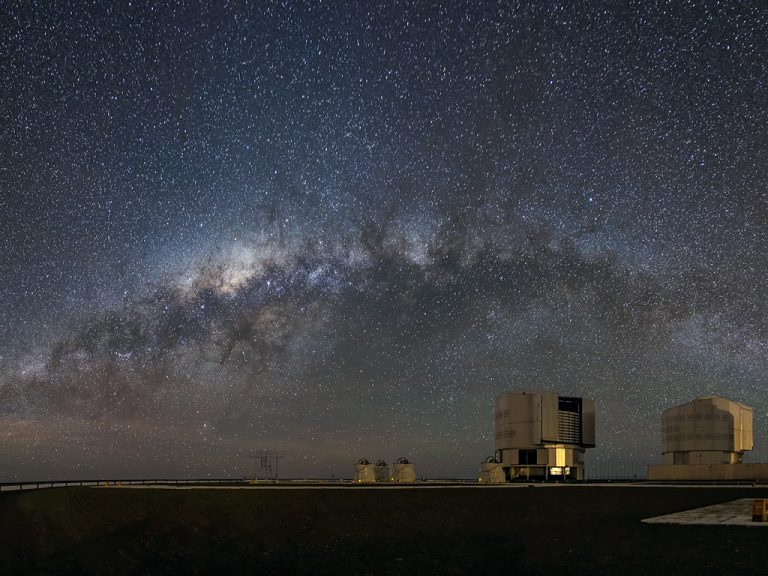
[
  {"x1": 91, "y1": 483, "x2": 534, "y2": 490},
  {"x1": 643, "y1": 498, "x2": 768, "y2": 526}
]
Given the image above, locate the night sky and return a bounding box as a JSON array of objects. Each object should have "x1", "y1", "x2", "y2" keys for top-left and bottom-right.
[{"x1": 2, "y1": 1, "x2": 767, "y2": 480}]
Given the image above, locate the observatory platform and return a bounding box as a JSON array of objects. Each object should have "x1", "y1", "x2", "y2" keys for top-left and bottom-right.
[{"x1": 643, "y1": 499, "x2": 768, "y2": 526}]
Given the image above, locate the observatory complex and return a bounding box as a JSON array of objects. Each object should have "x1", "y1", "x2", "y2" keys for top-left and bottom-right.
[
  {"x1": 354, "y1": 457, "x2": 416, "y2": 483},
  {"x1": 647, "y1": 396, "x2": 768, "y2": 481},
  {"x1": 494, "y1": 391, "x2": 596, "y2": 481}
]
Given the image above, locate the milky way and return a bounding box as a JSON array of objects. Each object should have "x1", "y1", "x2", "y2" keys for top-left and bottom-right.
[{"x1": 1, "y1": 1, "x2": 767, "y2": 479}]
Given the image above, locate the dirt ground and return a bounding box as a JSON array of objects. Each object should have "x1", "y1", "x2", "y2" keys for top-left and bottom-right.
[{"x1": 1, "y1": 484, "x2": 766, "y2": 575}]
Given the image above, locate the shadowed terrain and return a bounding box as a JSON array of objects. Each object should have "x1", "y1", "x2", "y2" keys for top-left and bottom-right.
[{"x1": 1, "y1": 485, "x2": 767, "y2": 575}]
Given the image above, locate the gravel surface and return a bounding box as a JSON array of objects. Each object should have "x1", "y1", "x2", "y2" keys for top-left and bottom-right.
[{"x1": 2, "y1": 484, "x2": 767, "y2": 575}]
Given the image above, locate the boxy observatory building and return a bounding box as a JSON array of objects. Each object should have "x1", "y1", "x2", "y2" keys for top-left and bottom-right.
[
  {"x1": 647, "y1": 396, "x2": 768, "y2": 481},
  {"x1": 494, "y1": 391, "x2": 596, "y2": 481}
]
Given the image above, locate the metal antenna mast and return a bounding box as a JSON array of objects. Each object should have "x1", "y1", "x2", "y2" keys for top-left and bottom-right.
[{"x1": 248, "y1": 449, "x2": 285, "y2": 483}]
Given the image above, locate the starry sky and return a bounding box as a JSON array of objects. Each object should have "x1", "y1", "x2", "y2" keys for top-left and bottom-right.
[{"x1": 1, "y1": 1, "x2": 767, "y2": 480}]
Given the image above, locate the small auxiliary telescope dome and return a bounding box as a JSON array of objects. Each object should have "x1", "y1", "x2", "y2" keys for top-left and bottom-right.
[
  {"x1": 375, "y1": 459, "x2": 390, "y2": 482},
  {"x1": 391, "y1": 457, "x2": 416, "y2": 482},
  {"x1": 354, "y1": 458, "x2": 375, "y2": 483},
  {"x1": 479, "y1": 455, "x2": 504, "y2": 484}
]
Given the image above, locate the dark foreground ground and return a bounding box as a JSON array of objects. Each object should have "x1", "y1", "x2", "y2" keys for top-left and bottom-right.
[{"x1": 1, "y1": 484, "x2": 767, "y2": 575}]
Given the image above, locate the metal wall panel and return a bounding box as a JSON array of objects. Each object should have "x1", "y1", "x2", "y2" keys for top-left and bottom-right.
[
  {"x1": 581, "y1": 399, "x2": 596, "y2": 447},
  {"x1": 496, "y1": 392, "x2": 537, "y2": 450},
  {"x1": 531, "y1": 393, "x2": 542, "y2": 445},
  {"x1": 739, "y1": 404, "x2": 754, "y2": 451},
  {"x1": 540, "y1": 391, "x2": 559, "y2": 443}
]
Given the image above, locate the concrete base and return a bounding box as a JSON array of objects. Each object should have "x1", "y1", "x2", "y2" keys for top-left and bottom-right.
[
  {"x1": 647, "y1": 463, "x2": 768, "y2": 481},
  {"x1": 643, "y1": 498, "x2": 768, "y2": 526}
]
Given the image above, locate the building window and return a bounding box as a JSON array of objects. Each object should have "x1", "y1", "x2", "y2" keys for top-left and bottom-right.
[
  {"x1": 558, "y1": 397, "x2": 582, "y2": 413},
  {"x1": 519, "y1": 449, "x2": 537, "y2": 465},
  {"x1": 673, "y1": 451, "x2": 689, "y2": 465}
]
